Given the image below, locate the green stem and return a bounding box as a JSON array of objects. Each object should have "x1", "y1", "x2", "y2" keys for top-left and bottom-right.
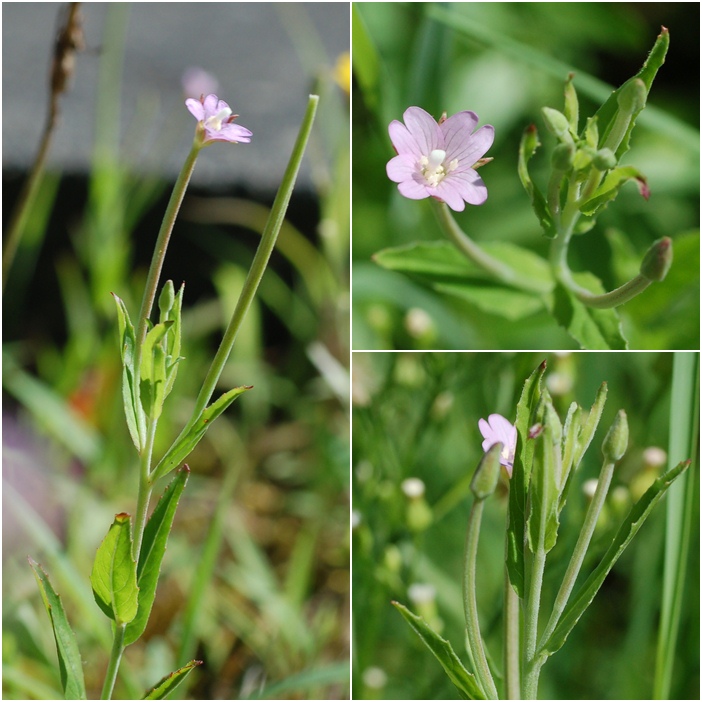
[
  {"x1": 170, "y1": 95, "x2": 319, "y2": 441},
  {"x1": 522, "y1": 547, "x2": 546, "y2": 699},
  {"x1": 433, "y1": 201, "x2": 550, "y2": 294},
  {"x1": 463, "y1": 499, "x2": 499, "y2": 700},
  {"x1": 538, "y1": 459, "x2": 615, "y2": 652},
  {"x1": 131, "y1": 416, "x2": 158, "y2": 561},
  {"x1": 100, "y1": 623, "x2": 126, "y2": 700},
  {"x1": 504, "y1": 565, "x2": 521, "y2": 699},
  {"x1": 133, "y1": 140, "x2": 202, "y2": 392}
]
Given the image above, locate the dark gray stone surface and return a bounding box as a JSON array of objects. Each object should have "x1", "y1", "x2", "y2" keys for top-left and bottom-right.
[{"x1": 2, "y1": 2, "x2": 349, "y2": 191}]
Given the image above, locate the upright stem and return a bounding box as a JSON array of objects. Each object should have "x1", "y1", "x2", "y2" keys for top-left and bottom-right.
[
  {"x1": 538, "y1": 459, "x2": 615, "y2": 650},
  {"x1": 100, "y1": 623, "x2": 126, "y2": 700},
  {"x1": 463, "y1": 499, "x2": 499, "y2": 700},
  {"x1": 504, "y1": 567, "x2": 521, "y2": 699},
  {"x1": 179, "y1": 95, "x2": 319, "y2": 431},
  {"x1": 522, "y1": 547, "x2": 546, "y2": 699}
]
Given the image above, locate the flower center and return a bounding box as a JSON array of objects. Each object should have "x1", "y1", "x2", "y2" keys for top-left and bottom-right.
[
  {"x1": 418, "y1": 149, "x2": 458, "y2": 187},
  {"x1": 204, "y1": 107, "x2": 232, "y2": 132}
]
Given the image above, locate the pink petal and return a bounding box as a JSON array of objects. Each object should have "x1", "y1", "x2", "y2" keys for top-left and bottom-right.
[
  {"x1": 389, "y1": 120, "x2": 423, "y2": 159},
  {"x1": 403, "y1": 106, "x2": 443, "y2": 156},
  {"x1": 202, "y1": 94, "x2": 221, "y2": 115},
  {"x1": 218, "y1": 123, "x2": 252, "y2": 143},
  {"x1": 447, "y1": 170, "x2": 488, "y2": 205},
  {"x1": 386, "y1": 154, "x2": 417, "y2": 183},
  {"x1": 433, "y1": 179, "x2": 466, "y2": 212},
  {"x1": 397, "y1": 179, "x2": 430, "y2": 200},
  {"x1": 444, "y1": 121, "x2": 495, "y2": 167},
  {"x1": 185, "y1": 98, "x2": 205, "y2": 121},
  {"x1": 440, "y1": 110, "x2": 479, "y2": 160}
]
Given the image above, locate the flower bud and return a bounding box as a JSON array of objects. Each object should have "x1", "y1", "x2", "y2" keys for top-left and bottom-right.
[
  {"x1": 158, "y1": 280, "x2": 175, "y2": 316},
  {"x1": 551, "y1": 142, "x2": 575, "y2": 171},
  {"x1": 640, "y1": 237, "x2": 673, "y2": 281},
  {"x1": 470, "y1": 442, "x2": 502, "y2": 501},
  {"x1": 592, "y1": 148, "x2": 616, "y2": 170},
  {"x1": 602, "y1": 410, "x2": 628, "y2": 462},
  {"x1": 617, "y1": 78, "x2": 647, "y2": 115},
  {"x1": 542, "y1": 107, "x2": 574, "y2": 145}
]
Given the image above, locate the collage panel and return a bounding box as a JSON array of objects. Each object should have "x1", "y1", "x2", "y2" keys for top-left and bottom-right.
[
  {"x1": 351, "y1": 2, "x2": 699, "y2": 351},
  {"x1": 351, "y1": 351, "x2": 699, "y2": 700}
]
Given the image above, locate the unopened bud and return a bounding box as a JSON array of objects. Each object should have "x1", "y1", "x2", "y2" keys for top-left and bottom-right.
[
  {"x1": 551, "y1": 142, "x2": 575, "y2": 171},
  {"x1": 542, "y1": 107, "x2": 574, "y2": 145},
  {"x1": 470, "y1": 442, "x2": 502, "y2": 501},
  {"x1": 617, "y1": 78, "x2": 647, "y2": 115},
  {"x1": 640, "y1": 237, "x2": 673, "y2": 281},
  {"x1": 592, "y1": 148, "x2": 616, "y2": 170},
  {"x1": 158, "y1": 280, "x2": 175, "y2": 316},
  {"x1": 602, "y1": 410, "x2": 628, "y2": 462}
]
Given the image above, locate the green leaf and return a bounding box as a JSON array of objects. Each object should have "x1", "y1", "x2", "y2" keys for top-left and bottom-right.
[
  {"x1": 373, "y1": 240, "x2": 553, "y2": 293},
  {"x1": 518, "y1": 125, "x2": 557, "y2": 238},
  {"x1": 29, "y1": 558, "x2": 87, "y2": 700},
  {"x1": 113, "y1": 293, "x2": 142, "y2": 450},
  {"x1": 151, "y1": 386, "x2": 252, "y2": 482},
  {"x1": 351, "y1": 5, "x2": 380, "y2": 112},
  {"x1": 142, "y1": 660, "x2": 202, "y2": 700},
  {"x1": 551, "y1": 276, "x2": 628, "y2": 350},
  {"x1": 579, "y1": 165, "x2": 648, "y2": 217},
  {"x1": 434, "y1": 282, "x2": 545, "y2": 321},
  {"x1": 506, "y1": 362, "x2": 547, "y2": 597},
  {"x1": 392, "y1": 601, "x2": 485, "y2": 700},
  {"x1": 593, "y1": 27, "x2": 669, "y2": 161},
  {"x1": 90, "y1": 513, "x2": 139, "y2": 625},
  {"x1": 124, "y1": 467, "x2": 190, "y2": 646},
  {"x1": 540, "y1": 460, "x2": 690, "y2": 658},
  {"x1": 527, "y1": 406, "x2": 561, "y2": 554},
  {"x1": 140, "y1": 321, "x2": 173, "y2": 421}
]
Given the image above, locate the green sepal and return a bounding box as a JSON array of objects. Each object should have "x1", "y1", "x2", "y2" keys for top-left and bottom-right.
[
  {"x1": 392, "y1": 601, "x2": 486, "y2": 700},
  {"x1": 124, "y1": 466, "x2": 190, "y2": 646},
  {"x1": 90, "y1": 513, "x2": 139, "y2": 625},
  {"x1": 579, "y1": 166, "x2": 649, "y2": 217},
  {"x1": 142, "y1": 660, "x2": 202, "y2": 700},
  {"x1": 563, "y1": 73, "x2": 579, "y2": 134},
  {"x1": 151, "y1": 385, "x2": 252, "y2": 482},
  {"x1": 506, "y1": 361, "x2": 547, "y2": 597},
  {"x1": 113, "y1": 293, "x2": 143, "y2": 450},
  {"x1": 29, "y1": 558, "x2": 87, "y2": 700},
  {"x1": 527, "y1": 394, "x2": 561, "y2": 554},
  {"x1": 592, "y1": 27, "x2": 669, "y2": 161},
  {"x1": 518, "y1": 125, "x2": 557, "y2": 239},
  {"x1": 540, "y1": 459, "x2": 690, "y2": 659}
]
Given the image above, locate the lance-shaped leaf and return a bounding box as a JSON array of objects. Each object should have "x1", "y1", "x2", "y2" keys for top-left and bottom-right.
[
  {"x1": 90, "y1": 513, "x2": 139, "y2": 625},
  {"x1": 579, "y1": 166, "x2": 649, "y2": 217},
  {"x1": 593, "y1": 27, "x2": 669, "y2": 161},
  {"x1": 29, "y1": 558, "x2": 87, "y2": 700},
  {"x1": 506, "y1": 361, "x2": 546, "y2": 597},
  {"x1": 518, "y1": 125, "x2": 557, "y2": 239},
  {"x1": 142, "y1": 660, "x2": 202, "y2": 700},
  {"x1": 540, "y1": 460, "x2": 690, "y2": 658},
  {"x1": 527, "y1": 396, "x2": 561, "y2": 554},
  {"x1": 113, "y1": 293, "x2": 143, "y2": 450},
  {"x1": 124, "y1": 467, "x2": 190, "y2": 646},
  {"x1": 151, "y1": 386, "x2": 252, "y2": 482},
  {"x1": 140, "y1": 321, "x2": 173, "y2": 421},
  {"x1": 392, "y1": 602, "x2": 485, "y2": 700}
]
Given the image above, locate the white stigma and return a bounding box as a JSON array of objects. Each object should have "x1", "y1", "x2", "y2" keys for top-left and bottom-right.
[
  {"x1": 205, "y1": 107, "x2": 232, "y2": 131},
  {"x1": 419, "y1": 149, "x2": 457, "y2": 188}
]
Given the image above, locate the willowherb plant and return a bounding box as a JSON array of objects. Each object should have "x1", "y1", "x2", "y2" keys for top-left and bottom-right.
[
  {"x1": 27, "y1": 89, "x2": 319, "y2": 699},
  {"x1": 374, "y1": 29, "x2": 675, "y2": 350},
  {"x1": 393, "y1": 361, "x2": 690, "y2": 700}
]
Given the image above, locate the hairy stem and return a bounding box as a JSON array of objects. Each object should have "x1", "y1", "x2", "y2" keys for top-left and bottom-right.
[{"x1": 100, "y1": 623, "x2": 126, "y2": 700}]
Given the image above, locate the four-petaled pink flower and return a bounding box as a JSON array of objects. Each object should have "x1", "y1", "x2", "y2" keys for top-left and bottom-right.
[
  {"x1": 186, "y1": 94, "x2": 252, "y2": 145},
  {"x1": 386, "y1": 107, "x2": 494, "y2": 212},
  {"x1": 479, "y1": 413, "x2": 517, "y2": 477}
]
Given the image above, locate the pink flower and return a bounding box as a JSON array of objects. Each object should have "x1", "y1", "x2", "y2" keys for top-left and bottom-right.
[
  {"x1": 386, "y1": 107, "x2": 494, "y2": 212},
  {"x1": 478, "y1": 414, "x2": 517, "y2": 476},
  {"x1": 185, "y1": 94, "x2": 252, "y2": 145}
]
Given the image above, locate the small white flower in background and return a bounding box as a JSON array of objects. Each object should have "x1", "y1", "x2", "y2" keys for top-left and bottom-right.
[
  {"x1": 583, "y1": 478, "x2": 599, "y2": 499},
  {"x1": 363, "y1": 667, "x2": 388, "y2": 690},
  {"x1": 401, "y1": 477, "x2": 426, "y2": 499},
  {"x1": 643, "y1": 446, "x2": 667, "y2": 468},
  {"x1": 408, "y1": 582, "x2": 436, "y2": 605}
]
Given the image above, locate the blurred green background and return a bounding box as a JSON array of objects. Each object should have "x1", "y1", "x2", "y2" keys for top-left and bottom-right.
[
  {"x1": 352, "y1": 351, "x2": 699, "y2": 699},
  {"x1": 352, "y1": 2, "x2": 700, "y2": 350},
  {"x1": 3, "y1": 4, "x2": 349, "y2": 699}
]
